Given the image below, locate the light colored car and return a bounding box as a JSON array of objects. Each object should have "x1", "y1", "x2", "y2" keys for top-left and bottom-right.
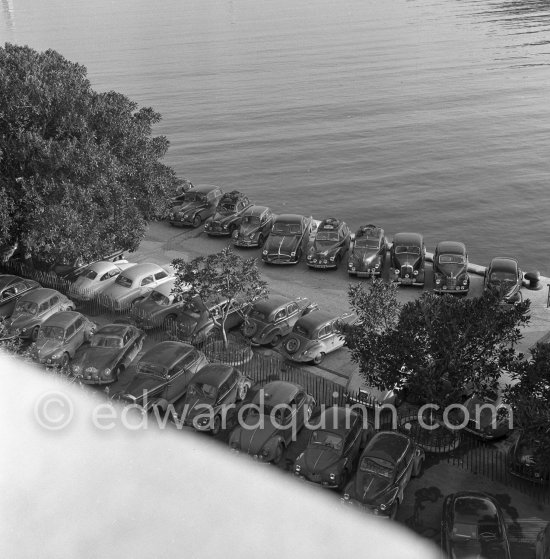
[
  {"x1": 100, "y1": 263, "x2": 173, "y2": 311},
  {"x1": 32, "y1": 311, "x2": 96, "y2": 367},
  {"x1": 69, "y1": 260, "x2": 135, "y2": 301},
  {"x1": 345, "y1": 369, "x2": 401, "y2": 408},
  {"x1": 8, "y1": 288, "x2": 75, "y2": 341}
]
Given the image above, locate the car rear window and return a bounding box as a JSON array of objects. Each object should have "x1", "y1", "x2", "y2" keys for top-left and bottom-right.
[
  {"x1": 84, "y1": 270, "x2": 98, "y2": 280},
  {"x1": 395, "y1": 245, "x2": 420, "y2": 255},
  {"x1": 115, "y1": 275, "x2": 132, "y2": 287},
  {"x1": 91, "y1": 336, "x2": 123, "y2": 348},
  {"x1": 439, "y1": 254, "x2": 465, "y2": 264}
]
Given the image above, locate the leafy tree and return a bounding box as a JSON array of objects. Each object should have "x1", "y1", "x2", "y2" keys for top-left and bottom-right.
[
  {"x1": 343, "y1": 286, "x2": 530, "y2": 409},
  {"x1": 504, "y1": 342, "x2": 550, "y2": 473},
  {"x1": 171, "y1": 246, "x2": 268, "y2": 348},
  {"x1": 0, "y1": 43, "x2": 178, "y2": 266}
]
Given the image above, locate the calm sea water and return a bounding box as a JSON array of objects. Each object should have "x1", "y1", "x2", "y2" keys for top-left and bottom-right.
[{"x1": 2, "y1": 0, "x2": 550, "y2": 271}]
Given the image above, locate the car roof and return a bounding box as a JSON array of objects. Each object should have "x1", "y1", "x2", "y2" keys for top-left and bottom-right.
[
  {"x1": 0, "y1": 275, "x2": 21, "y2": 289},
  {"x1": 317, "y1": 406, "x2": 359, "y2": 432},
  {"x1": 451, "y1": 492, "x2": 500, "y2": 519},
  {"x1": 86, "y1": 261, "x2": 123, "y2": 274},
  {"x1": 42, "y1": 311, "x2": 82, "y2": 328},
  {"x1": 96, "y1": 323, "x2": 132, "y2": 337},
  {"x1": 119, "y1": 263, "x2": 165, "y2": 279},
  {"x1": 393, "y1": 232, "x2": 423, "y2": 245},
  {"x1": 295, "y1": 309, "x2": 348, "y2": 330},
  {"x1": 192, "y1": 363, "x2": 235, "y2": 386},
  {"x1": 194, "y1": 184, "x2": 222, "y2": 194},
  {"x1": 243, "y1": 205, "x2": 269, "y2": 216},
  {"x1": 219, "y1": 190, "x2": 246, "y2": 202},
  {"x1": 435, "y1": 241, "x2": 466, "y2": 255},
  {"x1": 355, "y1": 224, "x2": 383, "y2": 238},
  {"x1": 318, "y1": 217, "x2": 343, "y2": 230},
  {"x1": 258, "y1": 380, "x2": 302, "y2": 404},
  {"x1": 364, "y1": 432, "x2": 410, "y2": 465},
  {"x1": 140, "y1": 341, "x2": 195, "y2": 367},
  {"x1": 253, "y1": 295, "x2": 293, "y2": 314},
  {"x1": 489, "y1": 257, "x2": 519, "y2": 272},
  {"x1": 19, "y1": 288, "x2": 60, "y2": 302},
  {"x1": 274, "y1": 214, "x2": 304, "y2": 223}
]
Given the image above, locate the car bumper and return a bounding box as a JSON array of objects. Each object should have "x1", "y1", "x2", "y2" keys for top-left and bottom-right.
[
  {"x1": 205, "y1": 229, "x2": 231, "y2": 236},
  {"x1": 307, "y1": 262, "x2": 337, "y2": 269},
  {"x1": 295, "y1": 473, "x2": 338, "y2": 488},
  {"x1": 348, "y1": 269, "x2": 381, "y2": 277},
  {"x1": 168, "y1": 218, "x2": 194, "y2": 227},
  {"x1": 74, "y1": 375, "x2": 115, "y2": 385},
  {"x1": 394, "y1": 277, "x2": 423, "y2": 286},
  {"x1": 262, "y1": 257, "x2": 298, "y2": 265},
  {"x1": 434, "y1": 286, "x2": 469, "y2": 294},
  {"x1": 233, "y1": 238, "x2": 260, "y2": 247},
  {"x1": 340, "y1": 499, "x2": 392, "y2": 517}
]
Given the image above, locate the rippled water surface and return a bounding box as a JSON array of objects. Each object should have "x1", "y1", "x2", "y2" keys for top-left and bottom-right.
[{"x1": 2, "y1": 0, "x2": 550, "y2": 271}]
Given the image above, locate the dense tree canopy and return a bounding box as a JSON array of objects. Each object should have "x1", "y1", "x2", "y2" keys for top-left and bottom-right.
[
  {"x1": 343, "y1": 284, "x2": 530, "y2": 408},
  {"x1": 0, "y1": 43, "x2": 178, "y2": 266}
]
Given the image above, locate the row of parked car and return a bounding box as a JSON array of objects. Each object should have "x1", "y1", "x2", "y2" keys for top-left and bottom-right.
[{"x1": 166, "y1": 184, "x2": 524, "y2": 303}]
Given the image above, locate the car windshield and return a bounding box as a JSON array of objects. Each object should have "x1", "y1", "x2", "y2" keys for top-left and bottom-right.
[
  {"x1": 15, "y1": 301, "x2": 38, "y2": 315},
  {"x1": 293, "y1": 324, "x2": 311, "y2": 338},
  {"x1": 451, "y1": 504, "x2": 502, "y2": 542},
  {"x1": 114, "y1": 275, "x2": 133, "y2": 288},
  {"x1": 242, "y1": 216, "x2": 260, "y2": 225},
  {"x1": 137, "y1": 361, "x2": 167, "y2": 377},
  {"x1": 310, "y1": 430, "x2": 343, "y2": 451},
  {"x1": 315, "y1": 231, "x2": 340, "y2": 242},
  {"x1": 150, "y1": 291, "x2": 171, "y2": 306},
  {"x1": 39, "y1": 326, "x2": 65, "y2": 340},
  {"x1": 355, "y1": 238, "x2": 379, "y2": 249},
  {"x1": 489, "y1": 271, "x2": 516, "y2": 284},
  {"x1": 184, "y1": 192, "x2": 197, "y2": 202},
  {"x1": 359, "y1": 457, "x2": 394, "y2": 478},
  {"x1": 439, "y1": 254, "x2": 465, "y2": 264},
  {"x1": 271, "y1": 223, "x2": 301, "y2": 236},
  {"x1": 189, "y1": 382, "x2": 217, "y2": 400},
  {"x1": 218, "y1": 203, "x2": 236, "y2": 214},
  {"x1": 91, "y1": 335, "x2": 123, "y2": 348},
  {"x1": 395, "y1": 245, "x2": 420, "y2": 255},
  {"x1": 84, "y1": 269, "x2": 98, "y2": 280}
]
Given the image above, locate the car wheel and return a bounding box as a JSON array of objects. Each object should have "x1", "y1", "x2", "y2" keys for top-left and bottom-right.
[
  {"x1": 31, "y1": 326, "x2": 40, "y2": 342},
  {"x1": 192, "y1": 215, "x2": 202, "y2": 228},
  {"x1": 211, "y1": 415, "x2": 222, "y2": 436},
  {"x1": 269, "y1": 333, "x2": 281, "y2": 347},
  {"x1": 272, "y1": 443, "x2": 284, "y2": 465},
  {"x1": 312, "y1": 352, "x2": 325, "y2": 365},
  {"x1": 284, "y1": 337, "x2": 300, "y2": 354}
]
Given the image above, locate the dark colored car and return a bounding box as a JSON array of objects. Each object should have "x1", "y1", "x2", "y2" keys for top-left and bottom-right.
[
  {"x1": 204, "y1": 190, "x2": 253, "y2": 237},
  {"x1": 8, "y1": 288, "x2": 75, "y2": 341},
  {"x1": 347, "y1": 224, "x2": 387, "y2": 278},
  {"x1": 280, "y1": 310, "x2": 358, "y2": 365},
  {"x1": 70, "y1": 323, "x2": 145, "y2": 384},
  {"x1": 131, "y1": 278, "x2": 186, "y2": 329},
  {"x1": 433, "y1": 241, "x2": 470, "y2": 294},
  {"x1": 0, "y1": 275, "x2": 40, "y2": 318},
  {"x1": 168, "y1": 184, "x2": 224, "y2": 228},
  {"x1": 294, "y1": 406, "x2": 372, "y2": 490},
  {"x1": 228, "y1": 380, "x2": 316, "y2": 464},
  {"x1": 117, "y1": 341, "x2": 208, "y2": 412},
  {"x1": 262, "y1": 214, "x2": 313, "y2": 265},
  {"x1": 173, "y1": 295, "x2": 246, "y2": 344},
  {"x1": 536, "y1": 523, "x2": 550, "y2": 559},
  {"x1": 173, "y1": 364, "x2": 252, "y2": 435},
  {"x1": 242, "y1": 295, "x2": 317, "y2": 347},
  {"x1": 342, "y1": 431, "x2": 425, "y2": 518},
  {"x1": 508, "y1": 430, "x2": 549, "y2": 483},
  {"x1": 484, "y1": 257, "x2": 523, "y2": 304},
  {"x1": 33, "y1": 311, "x2": 96, "y2": 367},
  {"x1": 232, "y1": 205, "x2": 275, "y2": 248},
  {"x1": 306, "y1": 217, "x2": 351, "y2": 270},
  {"x1": 441, "y1": 492, "x2": 511, "y2": 559},
  {"x1": 389, "y1": 232, "x2": 426, "y2": 286},
  {"x1": 169, "y1": 177, "x2": 194, "y2": 207}
]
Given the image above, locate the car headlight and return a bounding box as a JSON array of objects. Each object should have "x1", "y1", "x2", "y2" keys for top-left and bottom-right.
[
  {"x1": 21, "y1": 327, "x2": 27, "y2": 333},
  {"x1": 249, "y1": 233, "x2": 254, "y2": 239},
  {"x1": 223, "y1": 224, "x2": 228, "y2": 230},
  {"x1": 72, "y1": 365, "x2": 81, "y2": 373},
  {"x1": 103, "y1": 368, "x2": 112, "y2": 376},
  {"x1": 329, "y1": 256, "x2": 335, "y2": 261},
  {"x1": 307, "y1": 255, "x2": 312, "y2": 260},
  {"x1": 329, "y1": 473, "x2": 336, "y2": 481},
  {"x1": 295, "y1": 464, "x2": 301, "y2": 473},
  {"x1": 348, "y1": 262, "x2": 353, "y2": 268},
  {"x1": 262, "y1": 250, "x2": 268, "y2": 255},
  {"x1": 343, "y1": 493, "x2": 350, "y2": 501},
  {"x1": 435, "y1": 277, "x2": 441, "y2": 284},
  {"x1": 230, "y1": 441, "x2": 239, "y2": 450},
  {"x1": 51, "y1": 353, "x2": 62, "y2": 360},
  {"x1": 413, "y1": 270, "x2": 419, "y2": 276},
  {"x1": 290, "y1": 251, "x2": 296, "y2": 257},
  {"x1": 394, "y1": 269, "x2": 399, "y2": 275},
  {"x1": 261, "y1": 448, "x2": 270, "y2": 457}
]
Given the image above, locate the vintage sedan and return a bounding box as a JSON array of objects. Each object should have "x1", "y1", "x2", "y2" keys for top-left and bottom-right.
[
  {"x1": 100, "y1": 263, "x2": 173, "y2": 311},
  {"x1": 70, "y1": 323, "x2": 145, "y2": 384},
  {"x1": 294, "y1": 407, "x2": 372, "y2": 490},
  {"x1": 433, "y1": 241, "x2": 470, "y2": 294},
  {"x1": 389, "y1": 232, "x2": 426, "y2": 286},
  {"x1": 33, "y1": 311, "x2": 96, "y2": 367},
  {"x1": 173, "y1": 364, "x2": 252, "y2": 435},
  {"x1": 0, "y1": 275, "x2": 40, "y2": 318},
  {"x1": 342, "y1": 431, "x2": 425, "y2": 519},
  {"x1": 281, "y1": 310, "x2": 358, "y2": 365},
  {"x1": 242, "y1": 295, "x2": 317, "y2": 347},
  {"x1": 232, "y1": 205, "x2": 275, "y2": 248},
  {"x1": 484, "y1": 257, "x2": 523, "y2": 304},
  {"x1": 229, "y1": 380, "x2": 315, "y2": 464},
  {"x1": 168, "y1": 184, "x2": 224, "y2": 228},
  {"x1": 508, "y1": 430, "x2": 549, "y2": 483},
  {"x1": 306, "y1": 217, "x2": 351, "y2": 269},
  {"x1": 8, "y1": 288, "x2": 75, "y2": 341},
  {"x1": 173, "y1": 295, "x2": 246, "y2": 344},
  {"x1": 204, "y1": 190, "x2": 253, "y2": 237},
  {"x1": 116, "y1": 341, "x2": 208, "y2": 412},
  {"x1": 69, "y1": 260, "x2": 135, "y2": 301},
  {"x1": 131, "y1": 278, "x2": 188, "y2": 329},
  {"x1": 441, "y1": 492, "x2": 511, "y2": 559},
  {"x1": 347, "y1": 224, "x2": 387, "y2": 278},
  {"x1": 262, "y1": 214, "x2": 313, "y2": 265}
]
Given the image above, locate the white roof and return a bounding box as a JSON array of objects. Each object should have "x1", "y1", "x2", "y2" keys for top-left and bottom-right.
[{"x1": 120, "y1": 263, "x2": 166, "y2": 280}]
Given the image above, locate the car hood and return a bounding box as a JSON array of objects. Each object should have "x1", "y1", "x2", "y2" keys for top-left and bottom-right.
[
  {"x1": 72, "y1": 346, "x2": 118, "y2": 370},
  {"x1": 311, "y1": 241, "x2": 340, "y2": 255},
  {"x1": 302, "y1": 446, "x2": 341, "y2": 475},
  {"x1": 264, "y1": 235, "x2": 301, "y2": 255},
  {"x1": 35, "y1": 338, "x2": 64, "y2": 358},
  {"x1": 353, "y1": 472, "x2": 391, "y2": 504},
  {"x1": 173, "y1": 201, "x2": 207, "y2": 215},
  {"x1": 233, "y1": 417, "x2": 278, "y2": 455},
  {"x1": 181, "y1": 396, "x2": 216, "y2": 421},
  {"x1": 9, "y1": 313, "x2": 40, "y2": 330},
  {"x1": 393, "y1": 254, "x2": 422, "y2": 268},
  {"x1": 238, "y1": 222, "x2": 261, "y2": 237},
  {"x1": 435, "y1": 262, "x2": 467, "y2": 278},
  {"x1": 123, "y1": 374, "x2": 165, "y2": 401},
  {"x1": 210, "y1": 211, "x2": 236, "y2": 225},
  {"x1": 351, "y1": 247, "x2": 379, "y2": 264}
]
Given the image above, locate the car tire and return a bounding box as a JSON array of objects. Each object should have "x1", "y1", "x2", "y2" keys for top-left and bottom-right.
[
  {"x1": 284, "y1": 337, "x2": 300, "y2": 354},
  {"x1": 272, "y1": 443, "x2": 284, "y2": 465},
  {"x1": 312, "y1": 352, "x2": 325, "y2": 365},
  {"x1": 192, "y1": 215, "x2": 202, "y2": 228},
  {"x1": 211, "y1": 415, "x2": 222, "y2": 436},
  {"x1": 269, "y1": 333, "x2": 281, "y2": 347},
  {"x1": 31, "y1": 326, "x2": 40, "y2": 342}
]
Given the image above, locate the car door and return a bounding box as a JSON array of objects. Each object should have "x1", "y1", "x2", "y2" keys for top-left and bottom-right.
[
  {"x1": 165, "y1": 354, "x2": 196, "y2": 402},
  {"x1": 398, "y1": 441, "x2": 415, "y2": 492},
  {"x1": 285, "y1": 302, "x2": 301, "y2": 332},
  {"x1": 0, "y1": 281, "x2": 25, "y2": 317},
  {"x1": 140, "y1": 274, "x2": 155, "y2": 296},
  {"x1": 71, "y1": 316, "x2": 86, "y2": 355},
  {"x1": 318, "y1": 323, "x2": 334, "y2": 354},
  {"x1": 121, "y1": 328, "x2": 142, "y2": 367}
]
